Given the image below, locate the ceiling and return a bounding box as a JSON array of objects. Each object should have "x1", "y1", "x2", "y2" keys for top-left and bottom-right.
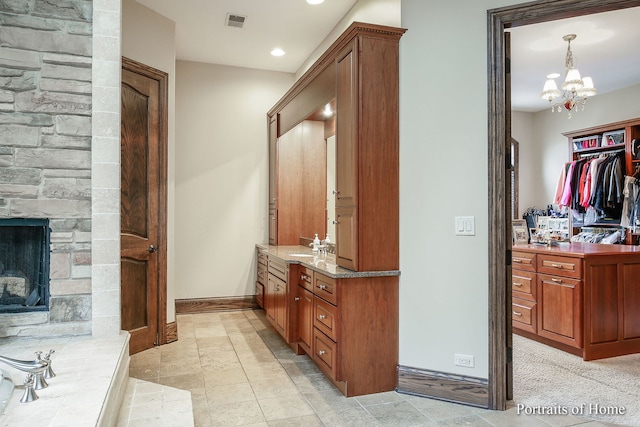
[{"x1": 134, "y1": 1, "x2": 640, "y2": 113}]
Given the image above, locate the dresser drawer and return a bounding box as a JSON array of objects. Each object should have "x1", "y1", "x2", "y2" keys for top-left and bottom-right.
[
  {"x1": 314, "y1": 273, "x2": 337, "y2": 305},
  {"x1": 512, "y1": 270, "x2": 536, "y2": 301},
  {"x1": 314, "y1": 297, "x2": 338, "y2": 342},
  {"x1": 538, "y1": 254, "x2": 581, "y2": 279},
  {"x1": 512, "y1": 297, "x2": 536, "y2": 334},
  {"x1": 297, "y1": 265, "x2": 314, "y2": 292},
  {"x1": 313, "y1": 328, "x2": 338, "y2": 380},
  {"x1": 512, "y1": 251, "x2": 536, "y2": 272}
]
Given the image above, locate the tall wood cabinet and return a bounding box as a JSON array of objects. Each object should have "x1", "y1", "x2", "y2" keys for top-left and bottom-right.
[{"x1": 267, "y1": 22, "x2": 405, "y2": 271}]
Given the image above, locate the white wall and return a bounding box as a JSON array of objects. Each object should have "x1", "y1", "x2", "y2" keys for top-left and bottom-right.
[
  {"x1": 400, "y1": 0, "x2": 524, "y2": 379},
  {"x1": 174, "y1": 61, "x2": 294, "y2": 299},
  {"x1": 297, "y1": 0, "x2": 401, "y2": 78}
]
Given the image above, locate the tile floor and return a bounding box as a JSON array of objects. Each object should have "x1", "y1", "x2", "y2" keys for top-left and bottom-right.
[{"x1": 122, "y1": 310, "x2": 623, "y2": 426}]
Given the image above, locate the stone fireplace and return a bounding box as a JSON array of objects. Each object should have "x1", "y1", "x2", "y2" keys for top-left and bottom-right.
[{"x1": 0, "y1": 0, "x2": 96, "y2": 337}]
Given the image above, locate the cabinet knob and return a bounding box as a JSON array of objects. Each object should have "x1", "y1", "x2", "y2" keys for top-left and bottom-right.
[
  {"x1": 294, "y1": 297, "x2": 300, "y2": 301},
  {"x1": 332, "y1": 220, "x2": 339, "y2": 225},
  {"x1": 317, "y1": 284, "x2": 326, "y2": 290},
  {"x1": 147, "y1": 245, "x2": 157, "y2": 253},
  {"x1": 318, "y1": 350, "x2": 326, "y2": 356},
  {"x1": 513, "y1": 311, "x2": 522, "y2": 317},
  {"x1": 332, "y1": 190, "x2": 339, "y2": 195},
  {"x1": 318, "y1": 314, "x2": 326, "y2": 320}
]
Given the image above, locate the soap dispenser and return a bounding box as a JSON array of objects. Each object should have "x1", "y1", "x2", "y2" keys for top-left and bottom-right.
[
  {"x1": 312, "y1": 233, "x2": 320, "y2": 252},
  {"x1": 324, "y1": 234, "x2": 331, "y2": 245}
]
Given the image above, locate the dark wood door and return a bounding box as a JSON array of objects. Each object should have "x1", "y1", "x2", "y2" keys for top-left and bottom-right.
[{"x1": 120, "y1": 57, "x2": 168, "y2": 355}]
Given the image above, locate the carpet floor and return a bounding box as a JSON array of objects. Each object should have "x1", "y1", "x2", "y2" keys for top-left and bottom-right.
[{"x1": 513, "y1": 334, "x2": 640, "y2": 426}]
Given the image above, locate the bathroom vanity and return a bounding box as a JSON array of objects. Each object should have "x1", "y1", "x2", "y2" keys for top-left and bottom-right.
[
  {"x1": 256, "y1": 244, "x2": 399, "y2": 397},
  {"x1": 511, "y1": 242, "x2": 640, "y2": 360}
]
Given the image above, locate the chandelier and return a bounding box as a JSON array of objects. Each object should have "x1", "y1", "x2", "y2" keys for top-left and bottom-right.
[{"x1": 540, "y1": 34, "x2": 597, "y2": 118}]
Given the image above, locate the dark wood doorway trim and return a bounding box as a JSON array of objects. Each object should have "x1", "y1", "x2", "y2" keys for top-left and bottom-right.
[
  {"x1": 121, "y1": 56, "x2": 169, "y2": 347},
  {"x1": 487, "y1": 0, "x2": 640, "y2": 410}
]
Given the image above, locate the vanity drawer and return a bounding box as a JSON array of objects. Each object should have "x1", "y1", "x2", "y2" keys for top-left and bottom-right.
[
  {"x1": 512, "y1": 251, "x2": 536, "y2": 272},
  {"x1": 268, "y1": 256, "x2": 287, "y2": 281},
  {"x1": 512, "y1": 270, "x2": 536, "y2": 301},
  {"x1": 314, "y1": 297, "x2": 338, "y2": 342},
  {"x1": 313, "y1": 328, "x2": 338, "y2": 380},
  {"x1": 257, "y1": 250, "x2": 268, "y2": 267},
  {"x1": 314, "y1": 273, "x2": 337, "y2": 305},
  {"x1": 538, "y1": 254, "x2": 581, "y2": 279},
  {"x1": 512, "y1": 297, "x2": 536, "y2": 334},
  {"x1": 298, "y1": 266, "x2": 314, "y2": 292}
]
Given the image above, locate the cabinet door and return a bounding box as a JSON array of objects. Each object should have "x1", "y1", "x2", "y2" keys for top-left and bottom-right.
[
  {"x1": 335, "y1": 205, "x2": 357, "y2": 270},
  {"x1": 335, "y1": 43, "x2": 357, "y2": 208},
  {"x1": 274, "y1": 276, "x2": 287, "y2": 336},
  {"x1": 538, "y1": 274, "x2": 583, "y2": 348},
  {"x1": 297, "y1": 286, "x2": 313, "y2": 354}
]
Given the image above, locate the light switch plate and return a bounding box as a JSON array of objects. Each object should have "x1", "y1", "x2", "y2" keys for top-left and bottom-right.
[{"x1": 455, "y1": 216, "x2": 475, "y2": 236}]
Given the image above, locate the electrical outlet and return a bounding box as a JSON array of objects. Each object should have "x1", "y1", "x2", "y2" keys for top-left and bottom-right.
[{"x1": 454, "y1": 353, "x2": 475, "y2": 368}]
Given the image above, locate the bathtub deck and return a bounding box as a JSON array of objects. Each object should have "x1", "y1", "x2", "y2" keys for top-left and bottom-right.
[{"x1": 0, "y1": 332, "x2": 129, "y2": 427}]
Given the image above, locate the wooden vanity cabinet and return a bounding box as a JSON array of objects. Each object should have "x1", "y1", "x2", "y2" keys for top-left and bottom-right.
[{"x1": 511, "y1": 251, "x2": 537, "y2": 334}]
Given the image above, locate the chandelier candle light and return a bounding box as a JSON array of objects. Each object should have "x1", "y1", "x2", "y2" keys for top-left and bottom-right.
[{"x1": 540, "y1": 34, "x2": 597, "y2": 118}]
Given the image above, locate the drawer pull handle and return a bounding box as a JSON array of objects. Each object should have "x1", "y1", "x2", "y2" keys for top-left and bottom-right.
[
  {"x1": 513, "y1": 311, "x2": 522, "y2": 317},
  {"x1": 551, "y1": 278, "x2": 563, "y2": 283},
  {"x1": 318, "y1": 284, "x2": 327, "y2": 290},
  {"x1": 513, "y1": 282, "x2": 523, "y2": 287},
  {"x1": 318, "y1": 350, "x2": 326, "y2": 356},
  {"x1": 513, "y1": 258, "x2": 522, "y2": 263},
  {"x1": 301, "y1": 275, "x2": 310, "y2": 281},
  {"x1": 294, "y1": 297, "x2": 300, "y2": 301},
  {"x1": 318, "y1": 314, "x2": 326, "y2": 320},
  {"x1": 550, "y1": 263, "x2": 563, "y2": 269}
]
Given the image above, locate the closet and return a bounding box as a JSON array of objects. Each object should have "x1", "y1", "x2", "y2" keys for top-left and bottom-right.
[{"x1": 560, "y1": 118, "x2": 640, "y2": 245}]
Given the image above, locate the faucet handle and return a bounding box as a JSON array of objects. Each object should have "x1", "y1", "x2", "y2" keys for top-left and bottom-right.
[{"x1": 43, "y1": 350, "x2": 56, "y2": 379}]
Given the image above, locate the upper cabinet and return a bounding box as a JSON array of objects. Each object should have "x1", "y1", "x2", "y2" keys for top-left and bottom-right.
[{"x1": 267, "y1": 22, "x2": 406, "y2": 272}]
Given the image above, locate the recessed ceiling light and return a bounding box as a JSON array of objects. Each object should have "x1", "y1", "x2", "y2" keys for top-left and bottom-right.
[
  {"x1": 271, "y1": 48, "x2": 285, "y2": 57},
  {"x1": 307, "y1": 0, "x2": 324, "y2": 4}
]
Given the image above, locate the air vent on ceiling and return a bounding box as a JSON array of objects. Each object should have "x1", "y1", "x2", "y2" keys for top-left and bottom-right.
[{"x1": 226, "y1": 13, "x2": 247, "y2": 29}]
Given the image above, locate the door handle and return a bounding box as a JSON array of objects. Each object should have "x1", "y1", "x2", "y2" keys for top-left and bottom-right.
[{"x1": 147, "y1": 245, "x2": 157, "y2": 253}]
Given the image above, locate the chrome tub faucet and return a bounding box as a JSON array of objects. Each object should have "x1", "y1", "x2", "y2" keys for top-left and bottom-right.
[{"x1": 0, "y1": 349, "x2": 55, "y2": 402}]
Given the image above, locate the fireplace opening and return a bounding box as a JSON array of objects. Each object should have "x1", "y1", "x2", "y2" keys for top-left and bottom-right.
[{"x1": 0, "y1": 218, "x2": 50, "y2": 313}]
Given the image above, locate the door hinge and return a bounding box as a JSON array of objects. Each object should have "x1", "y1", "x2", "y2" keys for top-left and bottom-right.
[
  {"x1": 507, "y1": 346, "x2": 513, "y2": 363},
  {"x1": 506, "y1": 249, "x2": 512, "y2": 266}
]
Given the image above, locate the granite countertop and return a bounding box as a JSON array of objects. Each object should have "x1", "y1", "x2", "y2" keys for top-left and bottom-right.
[
  {"x1": 256, "y1": 243, "x2": 400, "y2": 279},
  {"x1": 513, "y1": 242, "x2": 640, "y2": 257}
]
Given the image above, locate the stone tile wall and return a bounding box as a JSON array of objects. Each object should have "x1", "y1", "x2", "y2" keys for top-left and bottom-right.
[{"x1": 0, "y1": 0, "x2": 94, "y2": 337}]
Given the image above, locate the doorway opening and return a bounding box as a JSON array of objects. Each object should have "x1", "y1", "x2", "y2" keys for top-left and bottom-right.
[{"x1": 487, "y1": 0, "x2": 640, "y2": 410}]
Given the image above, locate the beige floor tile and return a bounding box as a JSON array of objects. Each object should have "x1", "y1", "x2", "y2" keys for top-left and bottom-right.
[
  {"x1": 202, "y1": 366, "x2": 248, "y2": 386},
  {"x1": 205, "y1": 381, "x2": 256, "y2": 405},
  {"x1": 250, "y1": 376, "x2": 300, "y2": 399},
  {"x1": 365, "y1": 400, "x2": 433, "y2": 426},
  {"x1": 209, "y1": 399, "x2": 266, "y2": 426},
  {"x1": 257, "y1": 394, "x2": 315, "y2": 421}
]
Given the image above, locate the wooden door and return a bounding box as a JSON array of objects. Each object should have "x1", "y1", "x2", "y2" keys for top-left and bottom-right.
[{"x1": 120, "y1": 57, "x2": 168, "y2": 355}]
